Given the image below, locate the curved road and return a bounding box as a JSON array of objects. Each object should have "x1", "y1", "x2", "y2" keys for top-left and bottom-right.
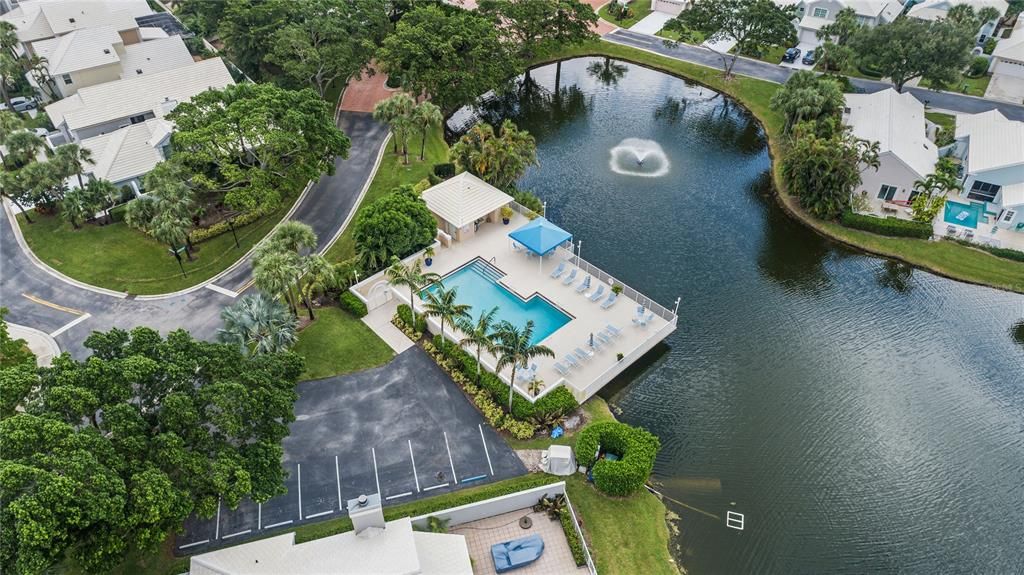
[{"x1": 0, "y1": 112, "x2": 388, "y2": 358}]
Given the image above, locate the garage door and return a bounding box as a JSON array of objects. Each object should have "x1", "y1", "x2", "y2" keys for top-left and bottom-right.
[{"x1": 994, "y1": 59, "x2": 1024, "y2": 79}]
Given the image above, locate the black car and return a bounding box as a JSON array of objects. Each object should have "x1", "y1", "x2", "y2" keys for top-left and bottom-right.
[
  {"x1": 782, "y1": 47, "x2": 801, "y2": 63},
  {"x1": 802, "y1": 50, "x2": 816, "y2": 65}
]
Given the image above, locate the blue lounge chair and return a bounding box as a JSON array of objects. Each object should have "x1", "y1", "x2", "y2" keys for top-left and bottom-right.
[
  {"x1": 596, "y1": 332, "x2": 611, "y2": 345},
  {"x1": 574, "y1": 347, "x2": 593, "y2": 361},
  {"x1": 562, "y1": 268, "x2": 578, "y2": 285},
  {"x1": 606, "y1": 324, "x2": 622, "y2": 338},
  {"x1": 554, "y1": 362, "x2": 570, "y2": 376},
  {"x1": 634, "y1": 311, "x2": 655, "y2": 327},
  {"x1": 549, "y1": 261, "x2": 566, "y2": 279},
  {"x1": 492, "y1": 534, "x2": 545, "y2": 573},
  {"x1": 575, "y1": 275, "x2": 592, "y2": 293},
  {"x1": 564, "y1": 354, "x2": 580, "y2": 368},
  {"x1": 587, "y1": 285, "x2": 606, "y2": 302},
  {"x1": 600, "y1": 292, "x2": 618, "y2": 309}
]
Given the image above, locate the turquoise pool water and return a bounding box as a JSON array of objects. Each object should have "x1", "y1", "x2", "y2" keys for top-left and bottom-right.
[
  {"x1": 944, "y1": 201, "x2": 982, "y2": 229},
  {"x1": 422, "y1": 259, "x2": 571, "y2": 345}
]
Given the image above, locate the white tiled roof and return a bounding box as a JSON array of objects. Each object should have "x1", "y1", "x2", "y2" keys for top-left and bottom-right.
[
  {"x1": 798, "y1": 14, "x2": 831, "y2": 31},
  {"x1": 1, "y1": 0, "x2": 146, "y2": 44},
  {"x1": 422, "y1": 172, "x2": 514, "y2": 228},
  {"x1": 29, "y1": 26, "x2": 122, "y2": 75},
  {"x1": 844, "y1": 89, "x2": 938, "y2": 178},
  {"x1": 908, "y1": 0, "x2": 1008, "y2": 21},
  {"x1": 118, "y1": 35, "x2": 194, "y2": 78},
  {"x1": 79, "y1": 118, "x2": 171, "y2": 184},
  {"x1": 993, "y1": 19, "x2": 1024, "y2": 63},
  {"x1": 46, "y1": 57, "x2": 234, "y2": 132},
  {"x1": 138, "y1": 26, "x2": 169, "y2": 41},
  {"x1": 955, "y1": 109, "x2": 1024, "y2": 173}
]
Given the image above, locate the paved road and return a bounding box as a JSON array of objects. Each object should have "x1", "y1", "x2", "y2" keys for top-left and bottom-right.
[
  {"x1": 0, "y1": 112, "x2": 388, "y2": 358},
  {"x1": 604, "y1": 29, "x2": 1024, "y2": 121},
  {"x1": 176, "y1": 348, "x2": 526, "y2": 554}
]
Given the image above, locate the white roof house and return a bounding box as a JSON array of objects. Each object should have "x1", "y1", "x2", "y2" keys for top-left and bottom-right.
[
  {"x1": 189, "y1": 517, "x2": 473, "y2": 575},
  {"x1": 796, "y1": 1, "x2": 901, "y2": 45},
  {"x1": 78, "y1": 118, "x2": 172, "y2": 186},
  {"x1": 30, "y1": 25, "x2": 123, "y2": 75},
  {"x1": 422, "y1": 172, "x2": 514, "y2": 241},
  {"x1": 908, "y1": 0, "x2": 1008, "y2": 21},
  {"x1": 993, "y1": 20, "x2": 1024, "y2": 65},
  {"x1": 844, "y1": 89, "x2": 938, "y2": 179},
  {"x1": 954, "y1": 109, "x2": 1024, "y2": 174},
  {"x1": 46, "y1": 57, "x2": 234, "y2": 140},
  {"x1": 0, "y1": 0, "x2": 141, "y2": 48}
]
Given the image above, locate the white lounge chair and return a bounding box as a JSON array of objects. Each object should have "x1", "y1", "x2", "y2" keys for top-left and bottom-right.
[
  {"x1": 575, "y1": 276, "x2": 592, "y2": 293},
  {"x1": 564, "y1": 354, "x2": 580, "y2": 368},
  {"x1": 554, "y1": 362, "x2": 570, "y2": 376},
  {"x1": 587, "y1": 285, "x2": 606, "y2": 302},
  {"x1": 605, "y1": 324, "x2": 622, "y2": 338},
  {"x1": 600, "y1": 292, "x2": 618, "y2": 309},
  {"x1": 550, "y1": 261, "x2": 566, "y2": 279},
  {"x1": 562, "y1": 268, "x2": 578, "y2": 285},
  {"x1": 596, "y1": 332, "x2": 611, "y2": 345},
  {"x1": 574, "y1": 347, "x2": 593, "y2": 361}
]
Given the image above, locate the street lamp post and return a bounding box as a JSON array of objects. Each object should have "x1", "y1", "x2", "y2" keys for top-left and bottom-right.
[
  {"x1": 169, "y1": 246, "x2": 187, "y2": 277},
  {"x1": 226, "y1": 215, "x2": 240, "y2": 248}
]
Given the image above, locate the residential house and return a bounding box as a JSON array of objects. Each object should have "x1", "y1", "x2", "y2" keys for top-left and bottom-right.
[
  {"x1": 792, "y1": 0, "x2": 902, "y2": 46},
  {"x1": 651, "y1": 0, "x2": 690, "y2": 16},
  {"x1": 45, "y1": 56, "x2": 233, "y2": 143},
  {"x1": 986, "y1": 17, "x2": 1024, "y2": 104},
  {"x1": 77, "y1": 118, "x2": 173, "y2": 194},
  {"x1": 843, "y1": 88, "x2": 938, "y2": 215},
  {"x1": 945, "y1": 109, "x2": 1024, "y2": 234},
  {"x1": 30, "y1": 29, "x2": 194, "y2": 98},
  {"x1": 0, "y1": 0, "x2": 151, "y2": 56},
  {"x1": 907, "y1": 0, "x2": 1007, "y2": 41}
]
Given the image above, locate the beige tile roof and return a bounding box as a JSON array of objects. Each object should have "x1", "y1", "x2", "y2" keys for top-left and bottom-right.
[
  {"x1": 118, "y1": 35, "x2": 194, "y2": 78},
  {"x1": 844, "y1": 89, "x2": 938, "y2": 178},
  {"x1": 993, "y1": 19, "x2": 1024, "y2": 63},
  {"x1": 422, "y1": 172, "x2": 514, "y2": 228},
  {"x1": 30, "y1": 26, "x2": 122, "y2": 75},
  {"x1": 955, "y1": 109, "x2": 1024, "y2": 173},
  {"x1": 79, "y1": 118, "x2": 171, "y2": 184},
  {"x1": 46, "y1": 57, "x2": 234, "y2": 132},
  {"x1": 908, "y1": 0, "x2": 1008, "y2": 21}
]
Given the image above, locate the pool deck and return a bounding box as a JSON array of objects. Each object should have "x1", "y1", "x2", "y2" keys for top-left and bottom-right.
[
  {"x1": 933, "y1": 198, "x2": 1024, "y2": 252},
  {"x1": 353, "y1": 212, "x2": 677, "y2": 402}
]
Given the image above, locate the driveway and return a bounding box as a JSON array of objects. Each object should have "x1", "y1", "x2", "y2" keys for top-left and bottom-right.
[
  {"x1": 985, "y1": 72, "x2": 1024, "y2": 105},
  {"x1": 628, "y1": 11, "x2": 673, "y2": 36},
  {"x1": 779, "y1": 41, "x2": 818, "y2": 71},
  {"x1": 175, "y1": 347, "x2": 526, "y2": 554}
]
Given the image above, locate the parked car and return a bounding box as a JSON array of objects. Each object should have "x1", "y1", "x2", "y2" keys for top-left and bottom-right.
[
  {"x1": 782, "y1": 47, "x2": 801, "y2": 63},
  {"x1": 0, "y1": 96, "x2": 38, "y2": 113},
  {"x1": 802, "y1": 50, "x2": 816, "y2": 65}
]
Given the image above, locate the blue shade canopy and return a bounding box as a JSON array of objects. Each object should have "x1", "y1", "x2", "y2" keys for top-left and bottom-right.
[{"x1": 508, "y1": 217, "x2": 572, "y2": 256}]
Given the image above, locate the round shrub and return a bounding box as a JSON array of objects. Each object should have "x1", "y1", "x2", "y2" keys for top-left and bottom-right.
[
  {"x1": 968, "y1": 56, "x2": 989, "y2": 78},
  {"x1": 575, "y1": 421, "x2": 660, "y2": 496}
]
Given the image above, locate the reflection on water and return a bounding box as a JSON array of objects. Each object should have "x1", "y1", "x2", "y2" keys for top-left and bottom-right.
[{"x1": 472, "y1": 57, "x2": 1024, "y2": 574}]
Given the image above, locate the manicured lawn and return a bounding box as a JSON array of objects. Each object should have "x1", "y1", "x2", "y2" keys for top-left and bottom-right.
[
  {"x1": 597, "y1": 0, "x2": 652, "y2": 29},
  {"x1": 324, "y1": 124, "x2": 448, "y2": 263},
  {"x1": 291, "y1": 306, "x2": 394, "y2": 380},
  {"x1": 16, "y1": 203, "x2": 288, "y2": 295},
  {"x1": 741, "y1": 44, "x2": 788, "y2": 66},
  {"x1": 506, "y1": 396, "x2": 616, "y2": 450},
  {"x1": 925, "y1": 111, "x2": 955, "y2": 133},
  {"x1": 920, "y1": 73, "x2": 991, "y2": 97}
]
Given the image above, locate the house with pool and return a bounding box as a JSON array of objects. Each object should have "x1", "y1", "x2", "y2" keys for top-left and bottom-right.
[
  {"x1": 350, "y1": 173, "x2": 678, "y2": 403},
  {"x1": 938, "y1": 109, "x2": 1024, "y2": 251}
]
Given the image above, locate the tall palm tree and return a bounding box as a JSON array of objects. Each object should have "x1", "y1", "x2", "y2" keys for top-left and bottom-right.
[
  {"x1": 385, "y1": 255, "x2": 439, "y2": 324},
  {"x1": 253, "y1": 250, "x2": 302, "y2": 316},
  {"x1": 124, "y1": 196, "x2": 158, "y2": 231},
  {"x1": 411, "y1": 101, "x2": 442, "y2": 161},
  {"x1": 421, "y1": 285, "x2": 471, "y2": 351},
  {"x1": 0, "y1": 110, "x2": 22, "y2": 166},
  {"x1": 24, "y1": 54, "x2": 57, "y2": 102},
  {"x1": 3, "y1": 130, "x2": 42, "y2": 168},
  {"x1": 458, "y1": 306, "x2": 500, "y2": 382},
  {"x1": 494, "y1": 320, "x2": 555, "y2": 412},
  {"x1": 61, "y1": 188, "x2": 89, "y2": 229},
  {"x1": 150, "y1": 212, "x2": 192, "y2": 261},
  {"x1": 218, "y1": 293, "x2": 298, "y2": 356},
  {"x1": 84, "y1": 179, "x2": 118, "y2": 224},
  {"x1": 299, "y1": 254, "x2": 336, "y2": 321},
  {"x1": 262, "y1": 221, "x2": 319, "y2": 317},
  {"x1": 53, "y1": 144, "x2": 95, "y2": 191},
  {"x1": 373, "y1": 92, "x2": 415, "y2": 156}
]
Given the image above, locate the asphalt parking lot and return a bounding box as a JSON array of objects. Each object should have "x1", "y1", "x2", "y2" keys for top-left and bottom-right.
[{"x1": 176, "y1": 348, "x2": 526, "y2": 553}]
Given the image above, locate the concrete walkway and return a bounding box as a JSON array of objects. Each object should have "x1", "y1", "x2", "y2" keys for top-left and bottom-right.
[
  {"x1": 7, "y1": 322, "x2": 60, "y2": 366},
  {"x1": 629, "y1": 11, "x2": 673, "y2": 35},
  {"x1": 362, "y1": 299, "x2": 414, "y2": 354}
]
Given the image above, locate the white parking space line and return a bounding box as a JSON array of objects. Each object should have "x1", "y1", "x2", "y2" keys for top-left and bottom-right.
[
  {"x1": 385, "y1": 491, "x2": 413, "y2": 501},
  {"x1": 423, "y1": 482, "x2": 449, "y2": 492},
  {"x1": 335, "y1": 455, "x2": 343, "y2": 511},
  {"x1": 297, "y1": 463, "x2": 303, "y2": 519},
  {"x1": 258, "y1": 502, "x2": 262, "y2": 530},
  {"x1": 371, "y1": 448, "x2": 381, "y2": 496},
  {"x1": 444, "y1": 431, "x2": 458, "y2": 485},
  {"x1": 48, "y1": 313, "x2": 91, "y2": 338},
  {"x1": 205, "y1": 283, "x2": 239, "y2": 298},
  {"x1": 306, "y1": 510, "x2": 333, "y2": 519},
  {"x1": 264, "y1": 520, "x2": 293, "y2": 530},
  {"x1": 215, "y1": 499, "x2": 221, "y2": 540},
  {"x1": 178, "y1": 539, "x2": 210, "y2": 550},
  {"x1": 408, "y1": 440, "x2": 421, "y2": 493},
  {"x1": 221, "y1": 529, "x2": 251, "y2": 540},
  {"x1": 478, "y1": 424, "x2": 494, "y2": 476}
]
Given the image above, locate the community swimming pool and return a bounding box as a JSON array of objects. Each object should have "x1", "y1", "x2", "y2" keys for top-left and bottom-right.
[
  {"x1": 423, "y1": 259, "x2": 571, "y2": 345},
  {"x1": 944, "y1": 201, "x2": 983, "y2": 229}
]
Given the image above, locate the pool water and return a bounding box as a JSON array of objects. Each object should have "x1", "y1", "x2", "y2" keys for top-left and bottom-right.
[
  {"x1": 943, "y1": 201, "x2": 983, "y2": 229},
  {"x1": 423, "y1": 259, "x2": 571, "y2": 345}
]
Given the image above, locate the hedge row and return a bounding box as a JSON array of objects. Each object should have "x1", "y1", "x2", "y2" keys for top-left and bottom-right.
[
  {"x1": 840, "y1": 211, "x2": 932, "y2": 239},
  {"x1": 943, "y1": 237, "x2": 1024, "y2": 263},
  {"x1": 338, "y1": 292, "x2": 368, "y2": 318},
  {"x1": 189, "y1": 210, "x2": 264, "y2": 244},
  {"x1": 575, "y1": 421, "x2": 660, "y2": 496},
  {"x1": 395, "y1": 303, "x2": 426, "y2": 334},
  {"x1": 559, "y1": 509, "x2": 588, "y2": 567}
]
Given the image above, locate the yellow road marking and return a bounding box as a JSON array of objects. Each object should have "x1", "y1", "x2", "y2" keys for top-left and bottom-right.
[
  {"x1": 236, "y1": 279, "x2": 256, "y2": 294},
  {"x1": 21, "y1": 293, "x2": 84, "y2": 316}
]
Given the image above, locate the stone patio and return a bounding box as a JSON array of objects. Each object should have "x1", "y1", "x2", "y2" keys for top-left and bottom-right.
[{"x1": 450, "y1": 509, "x2": 589, "y2": 575}]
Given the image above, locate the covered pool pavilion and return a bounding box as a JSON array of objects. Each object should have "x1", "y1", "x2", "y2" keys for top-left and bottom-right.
[{"x1": 508, "y1": 216, "x2": 574, "y2": 272}]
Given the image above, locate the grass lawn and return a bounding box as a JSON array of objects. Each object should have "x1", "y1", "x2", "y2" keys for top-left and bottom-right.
[
  {"x1": 324, "y1": 124, "x2": 448, "y2": 263},
  {"x1": 597, "y1": 0, "x2": 652, "y2": 29},
  {"x1": 741, "y1": 44, "x2": 788, "y2": 65},
  {"x1": 920, "y1": 74, "x2": 991, "y2": 97},
  {"x1": 925, "y1": 111, "x2": 956, "y2": 133},
  {"x1": 291, "y1": 306, "x2": 394, "y2": 380},
  {"x1": 16, "y1": 202, "x2": 288, "y2": 295},
  {"x1": 506, "y1": 396, "x2": 616, "y2": 450},
  {"x1": 656, "y1": 27, "x2": 705, "y2": 44}
]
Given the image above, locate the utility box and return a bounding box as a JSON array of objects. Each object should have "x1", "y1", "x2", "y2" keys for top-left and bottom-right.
[{"x1": 347, "y1": 493, "x2": 385, "y2": 534}]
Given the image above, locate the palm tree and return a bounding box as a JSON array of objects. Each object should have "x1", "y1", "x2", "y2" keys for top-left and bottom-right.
[
  {"x1": 411, "y1": 101, "x2": 442, "y2": 161},
  {"x1": 53, "y1": 144, "x2": 95, "y2": 191},
  {"x1": 385, "y1": 255, "x2": 439, "y2": 324},
  {"x1": 3, "y1": 130, "x2": 43, "y2": 168},
  {"x1": 372, "y1": 92, "x2": 415, "y2": 156},
  {"x1": 449, "y1": 120, "x2": 537, "y2": 190},
  {"x1": 770, "y1": 71, "x2": 844, "y2": 134},
  {"x1": 218, "y1": 293, "x2": 298, "y2": 355},
  {"x1": 61, "y1": 188, "x2": 89, "y2": 229},
  {"x1": 262, "y1": 221, "x2": 319, "y2": 317},
  {"x1": 458, "y1": 306, "x2": 500, "y2": 382},
  {"x1": 24, "y1": 54, "x2": 57, "y2": 102},
  {"x1": 421, "y1": 285, "x2": 471, "y2": 351},
  {"x1": 253, "y1": 250, "x2": 302, "y2": 316},
  {"x1": 299, "y1": 254, "x2": 336, "y2": 321},
  {"x1": 493, "y1": 320, "x2": 555, "y2": 412},
  {"x1": 124, "y1": 196, "x2": 158, "y2": 231},
  {"x1": 150, "y1": 212, "x2": 192, "y2": 261},
  {"x1": 84, "y1": 179, "x2": 118, "y2": 224},
  {"x1": 0, "y1": 110, "x2": 22, "y2": 166}
]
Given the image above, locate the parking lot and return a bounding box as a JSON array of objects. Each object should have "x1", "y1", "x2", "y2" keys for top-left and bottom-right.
[{"x1": 176, "y1": 348, "x2": 526, "y2": 553}]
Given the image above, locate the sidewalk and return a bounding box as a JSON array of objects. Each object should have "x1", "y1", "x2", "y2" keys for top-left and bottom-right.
[{"x1": 8, "y1": 323, "x2": 60, "y2": 366}]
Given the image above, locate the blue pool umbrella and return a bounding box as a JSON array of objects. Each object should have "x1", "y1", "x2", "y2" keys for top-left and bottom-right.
[{"x1": 508, "y1": 217, "x2": 573, "y2": 257}]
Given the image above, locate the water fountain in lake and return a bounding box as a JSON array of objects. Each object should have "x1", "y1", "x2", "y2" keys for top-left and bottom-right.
[{"x1": 608, "y1": 138, "x2": 671, "y2": 177}]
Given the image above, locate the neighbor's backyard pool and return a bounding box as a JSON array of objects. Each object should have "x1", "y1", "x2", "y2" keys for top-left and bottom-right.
[{"x1": 943, "y1": 200, "x2": 983, "y2": 229}]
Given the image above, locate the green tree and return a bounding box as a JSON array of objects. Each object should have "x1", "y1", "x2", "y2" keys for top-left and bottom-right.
[
  {"x1": 386, "y1": 255, "x2": 440, "y2": 324},
  {"x1": 217, "y1": 0, "x2": 291, "y2": 80},
  {"x1": 815, "y1": 7, "x2": 860, "y2": 72},
  {"x1": 0, "y1": 168, "x2": 34, "y2": 223},
  {"x1": 449, "y1": 119, "x2": 537, "y2": 190},
  {"x1": 0, "y1": 110, "x2": 22, "y2": 166},
  {"x1": 0, "y1": 51, "x2": 18, "y2": 112},
  {"x1": 170, "y1": 82, "x2": 350, "y2": 212},
  {"x1": 458, "y1": 306, "x2": 500, "y2": 382},
  {"x1": 60, "y1": 187, "x2": 91, "y2": 229},
  {"x1": 19, "y1": 159, "x2": 65, "y2": 210},
  {"x1": 0, "y1": 307, "x2": 34, "y2": 369},
  {"x1": 52, "y1": 144, "x2": 94, "y2": 191},
  {"x1": 352, "y1": 185, "x2": 437, "y2": 271},
  {"x1": 218, "y1": 293, "x2": 298, "y2": 355},
  {"x1": 769, "y1": 71, "x2": 845, "y2": 133},
  {"x1": 373, "y1": 92, "x2": 416, "y2": 161},
  {"x1": 253, "y1": 250, "x2": 303, "y2": 316},
  {"x1": 910, "y1": 169, "x2": 960, "y2": 224},
  {"x1": 266, "y1": 0, "x2": 388, "y2": 98},
  {"x1": 83, "y1": 179, "x2": 119, "y2": 225},
  {"x1": 124, "y1": 196, "x2": 158, "y2": 232},
  {"x1": 3, "y1": 130, "x2": 43, "y2": 169},
  {"x1": 151, "y1": 212, "x2": 193, "y2": 261},
  {"x1": 673, "y1": 0, "x2": 797, "y2": 77},
  {"x1": 411, "y1": 101, "x2": 443, "y2": 161},
  {"x1": 0, "y1": 327, "x2": 302, "y2": 574},
  {"x1": 478, "y1": 0, "x2": 597, "y2": 63},
  {"x1": 299, "y1": 254, "x2": 339, "y2": 317},
  {"x1": 377, "y1": 5, "x2": 518, "y2": 112},
  {"x1": 851, "y1": 16, "x2": 974, "y2": 92},
  {"x1": 421, "y1": 284, "x2": 471, "y2": 349},
  {"x1": 493, "y1": 320, "x2": 555, "y2": 411},
  {"x1": 258, "y1": 221, "x2": 321, "y2": 319},
  {"x1": 781, "y1": 121, "x2": 880, "y2": 219}
]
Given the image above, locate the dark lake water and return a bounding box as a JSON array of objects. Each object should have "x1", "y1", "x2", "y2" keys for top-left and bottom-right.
[{"x1": 471, "y1": 57, "x2": 1024, "y2": 573}]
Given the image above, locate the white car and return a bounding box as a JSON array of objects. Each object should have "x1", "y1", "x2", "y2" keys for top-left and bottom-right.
[{"x1": 0, "y1": 96, "x2": 39, "y2": 113}]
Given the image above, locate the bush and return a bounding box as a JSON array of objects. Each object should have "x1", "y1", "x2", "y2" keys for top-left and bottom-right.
[
  {"x1": 983, "y1": 37, "x2": 997, "y2": 55},
  {"x1": 856, "y1": 63, "x2": 884, "y2": 79},
  {"x1": 944, "y1": 237, "x2": 1024, "y2": 263},
  {"x1": 396, "y1": 304, "x2": 427, "y2": 333},
  {"x1": 433, "y1": 163, "x2": 455, "y2": 179},
  {"x1": 385, "y1": 74, "x2": 402, "y2": 89},
  {"x1": 513, "y1": 190, "x2": 544, "y2": 216},
  {"x1": 840, "y1": 210, "x2": 933, "y2": 239},
  {"x1": 353, "y1": 186, "x2": 436, "y2": 268},
  {"x1": 338, "y1": 292, "x2": 368, "y2": 318},
  {"x1": 575, "y1": 421, "x2": 660, "y2": 496},
  {"x1": 189, "y1": 210, "x2": 263, "y2": 244},
  {"x1": 500, "y1": 418, "x2": 536, "y2": 440},
  {"x1": 968, "y1": 56, "x2": 990, "y2": 77},
  {"x1": 559, "y1": 509, "x2": 588, "y2": 567}
]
